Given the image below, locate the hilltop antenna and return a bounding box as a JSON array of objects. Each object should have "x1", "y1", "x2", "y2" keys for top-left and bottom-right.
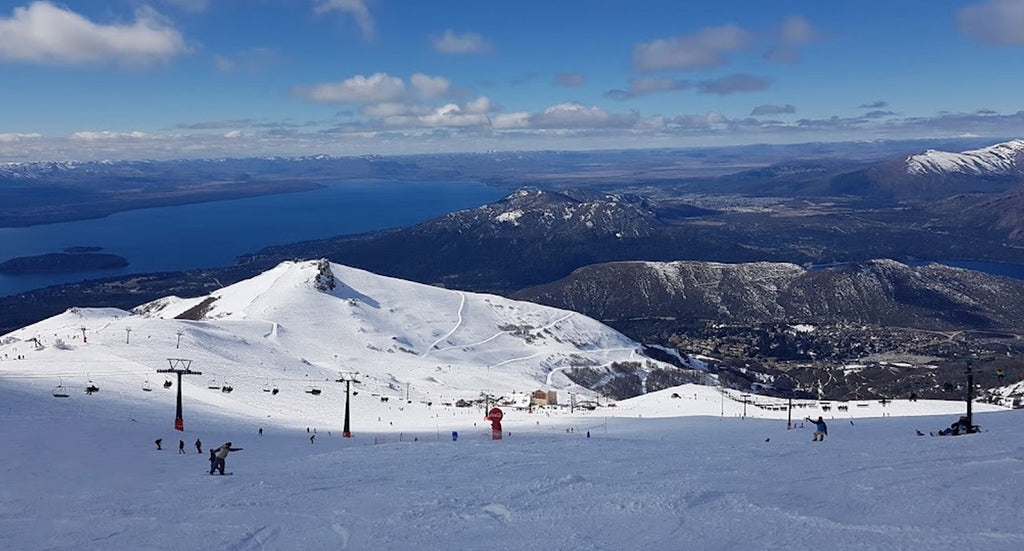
[{"x1": 156, "y1": 358, "x2": 203, "y2": 431}]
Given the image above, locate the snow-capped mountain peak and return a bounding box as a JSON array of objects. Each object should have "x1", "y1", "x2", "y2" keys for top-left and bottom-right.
[
  {"x1": 2, "y1": 260, "x2": 688, "y2": 424},
  {"x1": 905, "y1": 139, "x2": 1024, "y2": 176}
]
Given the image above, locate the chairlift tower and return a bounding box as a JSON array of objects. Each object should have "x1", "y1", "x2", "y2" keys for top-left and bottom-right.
[
  {"x1": 335, "y1": 372, "x2": 360, "y2": 438},
  {"x1": 157, "y1": 358, "x2": 202, "y2": 431},
  {"x1": 965, "y1": 360, "x2": 974, "y2": 429}
]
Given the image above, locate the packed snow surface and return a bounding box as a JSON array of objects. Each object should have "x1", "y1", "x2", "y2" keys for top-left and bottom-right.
[
  {"x1": 1, "y1": 259, "x2": 1021, "y2": 549},
  {"x1": 0, "y1": 384, "x2": 1020, "y2": 551}
]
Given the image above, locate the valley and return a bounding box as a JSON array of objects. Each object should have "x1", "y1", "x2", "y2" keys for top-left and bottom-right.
[{"x1": 4, "y1": 139, "x2": 1024, "y2": 405}]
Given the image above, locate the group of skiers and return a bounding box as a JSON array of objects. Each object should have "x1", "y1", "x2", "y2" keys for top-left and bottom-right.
[{"x1": 153, "y1": 436, "x2": 242, "y2": 474}]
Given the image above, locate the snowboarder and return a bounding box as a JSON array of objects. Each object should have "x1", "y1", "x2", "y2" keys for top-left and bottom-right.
[
  {"x1": 154, "y1": 438, "x2": 162, "y2": 450},
  {"x1": 208, "y1": 449, "x2": 217, "y2": 472},
  {"x1": 805, "y1": 416, "x2": 828, "y2": 441},
  {"x1": 210, "y1": 442, "x2": 243, "y2": 475},
  {"x1": 178, "y1": 440, "x2": 185, "y2": 454},
  {"x1": 258, "y1": 427, "x2": 263, "y2": 437},
  {"x1": 195, "y1": 438, "x2": 202, "y2": 454}
]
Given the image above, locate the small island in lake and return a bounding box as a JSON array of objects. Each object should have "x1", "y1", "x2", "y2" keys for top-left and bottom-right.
[{"x1": 0, "y1": 250, "x2": 129, "y2": 274}]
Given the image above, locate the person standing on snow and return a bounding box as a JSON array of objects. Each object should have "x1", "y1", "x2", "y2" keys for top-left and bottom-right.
[
  {"x1": 210, "y1": 442, "x2": 243, "y2": 475},
  {"x1": 178, "y1": 440, "x2": 186, "y2": 454},
  {"x1": 805, "y1": 416, "x2": 828, "y2": 441},
  {"x1": 194, "y1": 438, "x2": 202, "y2": 454}
]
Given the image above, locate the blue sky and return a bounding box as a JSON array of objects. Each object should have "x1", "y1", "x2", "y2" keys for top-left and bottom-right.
[{"x1": 1, "y1": 0, "x2": 1024, "y2": 160}]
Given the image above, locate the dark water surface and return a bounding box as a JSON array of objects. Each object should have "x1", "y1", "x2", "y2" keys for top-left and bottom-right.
[{"x1": 0, "y1": 180, "x2": 506, "y2": 297}]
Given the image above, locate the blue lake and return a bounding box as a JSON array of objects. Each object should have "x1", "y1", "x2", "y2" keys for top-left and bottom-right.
[{"x1": 0, "y1": 180, "x2": 507, "y2": 297}]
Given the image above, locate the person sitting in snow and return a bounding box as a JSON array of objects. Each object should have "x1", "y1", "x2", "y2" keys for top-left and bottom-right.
[
  {"x1": 805, "y1": 416, "x2": 828, "y2": 442},
  {"x1": 210, "y1": 442, "x2": 243, "y2": 475},
  {"x1": 938, "y1": 416, "x2": 978, "y2": 436}
]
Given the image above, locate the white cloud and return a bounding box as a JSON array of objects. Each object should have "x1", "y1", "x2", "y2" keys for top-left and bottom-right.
[
  {"x1": 71, "y1": 131, "x2": 148, "y2": 141},
  {"x1": 958, "y1": 0, "x2": 1024, "y2": 45},
  {"x1": 223, "y1": 130, "x2": 245, "y2": 139},
  {"x1": 418, "y1": 104, "x2": 489, "y2": 127},
  {"x1": 464, "y1": 96, "x2": 491, "y2": 115},
  {"x1": 313, "y1": 0, "x2": 375, "y2": 40},
  {"x1": 0, "y1": 2, "x2": 188, "y2": 66},
  {"x1": 633, "y1": 24, "x2": 752, "y2": 72},
  {"x1": 432, "y1": 29, "x2": 490, "y2": 54},
  {"x1": 491, "y1": 112, "x2": 531, "y2": 129},
  {"x1": 534, "y1": 102, "x2": 637, "y2": 129},
  {"x1": 294, "y1": 72, "x2": 406, "y2": 104},
  {"x1": 410, "y1": 73, "x2": 451, "y2": 99},
  {"x1": 0, "y1": 132, "x2": 41, "y2": 143}
]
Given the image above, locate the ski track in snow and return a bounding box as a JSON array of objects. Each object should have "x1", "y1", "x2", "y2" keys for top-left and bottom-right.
[
  {"x1": 433, "y1": 309, "x2": 575, "y2": 355},
  {"x1": 422, "y1": 291, "x2": 465, "y2": 357}
]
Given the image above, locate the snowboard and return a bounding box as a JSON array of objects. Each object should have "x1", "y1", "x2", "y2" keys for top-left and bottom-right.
[{"x1": 208, "y1": 472, "x2": 233, "y2": 475}]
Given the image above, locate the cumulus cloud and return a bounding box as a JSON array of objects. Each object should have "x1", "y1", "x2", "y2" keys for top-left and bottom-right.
[
  {"x1": 464, "y1": 96, "x2": 492, "y2": 114},
  {"x1": 533, "y1": 102, "x2": 638, "y2": 129},
  {"x1": 863, "y1": 110, "x2": 897, "y2": 119},
  {"x1": 750, "y1": 104, "x2": 796, "y2": 116},
  {"x1": 432, "y1": 29, "x2": 490, "y2": 54},
  {"x1": 633, "y1": 24, "x2": 753, "y2": 72},
  {"x1": 555, "y1": 72, "x2": 586, "y2": 87},
  {"x1": 696, "y1": 74, "x2": 771, "y2": 95},
  {"x1": 410, "y1": 73, "x2": 451, "y2": 99},
  {"x1": 313, "y1": 0, "x2": 374, "y2": 40},
  {"x1": 0, "y1": 2, "x2": 188, "y2": 66},
  {"x1": 605, "y1": 77, "x2": 692, "y2": 100},
  {"x1": 491, "y1": 112, "x2": 531, "y2": 129},
  {"x1": 294, "y1": 72, "x2": 406, "y2": 104},
  {"x1": 958, "y1": 0, "x2": 1024, "y2": 45},
  {"x1": 417, "y1": 104, "x2": 489, "y2": 127}
]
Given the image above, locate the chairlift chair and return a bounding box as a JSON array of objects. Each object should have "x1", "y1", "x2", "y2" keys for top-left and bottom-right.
[
  {"x1": 85, "y1": 382, "x2": 100, "y2": 395},
  {"x1": 163, "y1": 379, "x2": 173, "y2": 389},
  {"x1": 272, "y1": 387, "x2": 279, "y2": 395},
  {"x1": 305, "y1": 387, "x2": 321, "y2": 396},
  {"x1": 52, "y1": 378, "x2": 70, "y2": 398},
  {"x1": 142, "y1": 377, "x2": 153, "y2": 392},
  {"x1": 221, "y1": 382, "x2": 233, "y2": 393},
  {"x1": 207, "y1": 378, "x2": 220, "y2": 390}
]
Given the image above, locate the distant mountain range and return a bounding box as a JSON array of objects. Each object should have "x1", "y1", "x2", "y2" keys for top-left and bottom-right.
[
  {"x1": 678, "y1": 139, "x2": 1024, "y2": 201},
  {"x1": 513, "y1": 259, "x2": 1024, "y2": 332}
]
